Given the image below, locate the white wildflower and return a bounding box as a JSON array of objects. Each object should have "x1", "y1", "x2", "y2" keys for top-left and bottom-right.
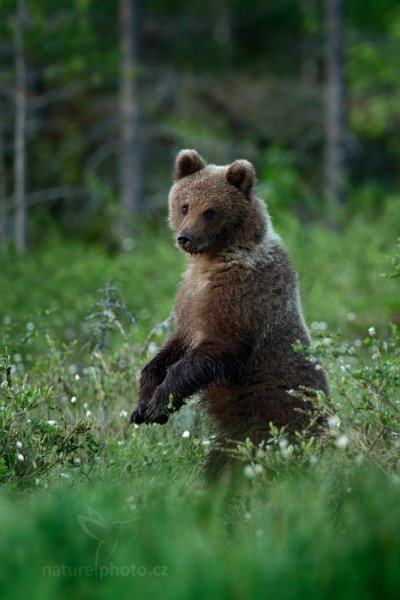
[
  {"x1": 75, "y1": 374, "x2": 80, "y2": 381},
  {"x1": 60, "y1": 472, "x2": 70, "y2": 479},
  {"x1": 368, "y1": 327, "x2": 376, "y2": 336},
  {"x1": 202, "y1": 439, "x2": 210, "y2": 446},
  {"x1": 335, "y1": 435, "x2": 349, "y2": 449},
  {"x1": 279, "y1": 439, "x2": 293, "y2": 458},
  {"x1": 70, "y1": 396, "x2": 77, "y2": 404},
  {"x1": 16, "y1": 440, "x2": 23, "y2": 448},
  {"x1": 279, "y1": 439, "x2": 288, "y2": 450},
  {"x1": 182, "y1": 430, "x2": 190, "y2": 439},
  {"x1": 244, "y1": 465, "x2": 256, "y2": 478},
  {"x1": 148, "y1": 342, "x2": 158, "y2": 356},
  {"x1": 47, "y1": 420, "x2": 56, "y2": 426},
  {"x1": 35, "y1": 478, "x2": 40, "y2": 486},
  {"x1": 26, "y1": 322, "x2": 35, "y2": 331},
  {"x1": 85, "y1": 410, "x2": 92, "y2": 418},
  {"x1": 328, "y1": 415, "x2": 341, "y2": 428},
  {"x1": 253, "y1": 464, "x2": 264, "y2": 475},
  {"x1": 119, "y1": 410, "x2": 128, "y2": 418},
  {"x1": 17, "y1": 453, "x2": 24, "y2": 462}
]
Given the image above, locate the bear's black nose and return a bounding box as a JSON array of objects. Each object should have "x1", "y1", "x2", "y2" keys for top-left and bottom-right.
[{"x1": 177, "y1": 231, "x2": 193, "y2": 246}]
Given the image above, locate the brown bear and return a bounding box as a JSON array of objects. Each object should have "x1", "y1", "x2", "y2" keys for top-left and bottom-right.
[{"x1": 130, "y1": 149, "x2": 329, "y2": 478}]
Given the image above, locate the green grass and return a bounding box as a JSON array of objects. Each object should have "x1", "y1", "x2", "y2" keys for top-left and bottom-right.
[
  {"x1": 0, "y1": 200, "x2": 399, "y2": 598},
  {"x1": 0, "y1": 461, "x2": 399, "y2": 599}
]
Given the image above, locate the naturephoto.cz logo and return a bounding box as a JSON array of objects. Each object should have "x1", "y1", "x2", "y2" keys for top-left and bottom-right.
[
  {"x1": 41, "y1": 506, "x2": 168, "y2": 579},
  {"x1": 42, "y1": 563, "x2": 168, "y2": 579}
]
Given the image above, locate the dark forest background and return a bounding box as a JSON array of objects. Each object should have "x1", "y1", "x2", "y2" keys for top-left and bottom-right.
[{"x1": 1, "y1": 0, "x2": 400, "y2": 251}]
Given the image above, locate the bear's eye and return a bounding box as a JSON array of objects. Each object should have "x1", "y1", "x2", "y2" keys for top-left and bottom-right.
[
  {"x1": 181, "y1": 205, "x2": 189, "y2": 215},
  {"x1": 203, "y1": 209, "x2": 215, "y2": 220}
]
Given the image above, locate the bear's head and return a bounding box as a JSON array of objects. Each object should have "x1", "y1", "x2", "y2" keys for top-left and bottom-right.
[{"x1": 168, "y1": 149, "x2": 266, "y2": 256}]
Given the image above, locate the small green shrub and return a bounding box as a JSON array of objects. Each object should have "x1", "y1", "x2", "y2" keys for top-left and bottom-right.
[{"x1": 0, "y1": 349, "x2": 100, "y2": 487}]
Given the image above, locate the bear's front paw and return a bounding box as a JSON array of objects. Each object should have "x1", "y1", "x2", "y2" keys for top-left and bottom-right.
[
  {"x1": 130, "y1": 385, "x2": 185, "y2": 426},
  {"x1": 130, "y1": 406, "x2": 170, "y2": 426},
  {"x1": 130, "y1": 403, "x2": 146, "y2": 425},
  {"x1": 130, "y1": 404, "x2": 169, "y2": 425},
  {"x1": 130, "y1": 386, "x2": 171, "y2": 426}
]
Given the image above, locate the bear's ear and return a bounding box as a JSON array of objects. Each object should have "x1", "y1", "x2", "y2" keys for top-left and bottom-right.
[
  {"x1": 175, "y1": 149, "x2": 206, "y2": 180},
  {"x1": 226, "y1": 159, "x2": 255, "y2": 197}
]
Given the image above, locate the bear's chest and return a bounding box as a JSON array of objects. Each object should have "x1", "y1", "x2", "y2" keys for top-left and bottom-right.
[
  {"x1": 175, "y1": 267, "x2": 210, "y2": 329},
  {"x1": 174, "y1": 260, "x2": 255, "y2": 346}
]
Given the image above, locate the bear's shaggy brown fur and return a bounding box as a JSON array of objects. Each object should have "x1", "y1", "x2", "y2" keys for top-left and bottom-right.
[{"x1": 131, "y1": 149, "x2": 329, "y2": 478}]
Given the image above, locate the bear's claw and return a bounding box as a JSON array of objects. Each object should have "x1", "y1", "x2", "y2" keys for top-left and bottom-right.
[
  {"x1": 130, "y1": 403, "x2": 170, "y2": 426},
  {"x1": 130, "y1": 404, "x2": 145, "y2": 424}
]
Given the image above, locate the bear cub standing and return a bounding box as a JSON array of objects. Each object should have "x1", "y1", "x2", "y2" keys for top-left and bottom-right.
[{"x1": 131, "y1": 149, "x2": 329, "y2": 477}]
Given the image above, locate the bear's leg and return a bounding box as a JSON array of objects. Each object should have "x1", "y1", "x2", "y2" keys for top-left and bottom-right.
[
  {"x1": 139, "y1": 340, "x2": 249, "y2": 424},
  {"x1": 130, "y1": 333, "x2": 187, "y2": 424},
  {"x1": 204, "y1": 446, "x2": 237, "y2": 484}
]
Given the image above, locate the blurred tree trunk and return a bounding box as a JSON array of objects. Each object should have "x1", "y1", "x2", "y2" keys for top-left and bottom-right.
[
  {"x1": 14, "y1": 0, "x2": 27, "y2": 253},
  {"x1": 324, "y1": 0, "x2": 347, "y2": 206},
  {"x1": 0, "y1": 121, "x2": 6, "y2": 246},
  {"x1": 118, "y1": 0, "x2": 144, "y2": 238}
]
